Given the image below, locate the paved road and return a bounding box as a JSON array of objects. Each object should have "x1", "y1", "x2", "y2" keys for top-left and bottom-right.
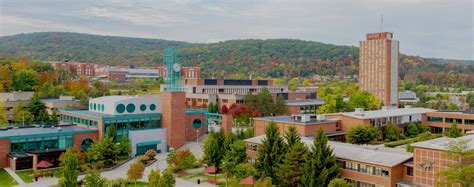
[{"x1": 19, "y1": 138, "x2": 209, "y2": 187}]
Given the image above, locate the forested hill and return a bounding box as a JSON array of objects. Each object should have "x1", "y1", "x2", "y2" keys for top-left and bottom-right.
[{"x1": 0, "y1": 32, "x2": 473, "y2": 87}]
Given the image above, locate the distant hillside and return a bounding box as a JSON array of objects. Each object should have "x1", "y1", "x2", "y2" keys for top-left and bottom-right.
[{"x1": 0, "y1": 32, "x2": 472, "y2": 87}]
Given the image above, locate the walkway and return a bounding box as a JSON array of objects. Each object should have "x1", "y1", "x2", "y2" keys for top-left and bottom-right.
[
  {"x1": 19, "y1": 137, "x2": 209, "y2": 187},
  {"x1": 4, "y1": 168, "x2": 26, "y2": 185}
]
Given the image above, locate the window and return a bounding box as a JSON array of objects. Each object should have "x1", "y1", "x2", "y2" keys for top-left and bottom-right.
[
  {"x1": 150, "y1": 104, "x2": 156, "y2": 111},
  {"x1": 116, "y1": 104, "x2": 126, "y2": 113},
  {"x1": 465, "y1": 119, "x2": 474, "y2": 125},
  {"x1": 428, "y1": 116, "x2": 443, "y2": 122},
  {"x1": 445, "y1": 118, "x2": 462, "y2": 124},
  {"x1": 126, "y1": 104, "x2": 135, "y2": 113},
  {"x1": 140, "y1": 104, "x2": 147, "y2": 111},
  {"x1": 407, "y1": 166, "x2": 413, "y2": 176}
]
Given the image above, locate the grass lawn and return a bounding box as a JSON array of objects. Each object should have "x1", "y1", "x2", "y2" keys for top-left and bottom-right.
[
  {"x1": 16, "y1": 170, "x2": 34, "y2": 183},
  {"x1": 126, "y1": 181, "x2": 148, "y2": 186},
  {"x1": 0, "y1": 169, "x2": 19, "y2": 186}
]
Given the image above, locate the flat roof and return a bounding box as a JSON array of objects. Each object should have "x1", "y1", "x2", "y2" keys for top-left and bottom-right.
[
  {"x1": 41, "y1": 99, "x2": 80, "y2": 103},
  {"x1": 343, "y1": 107, "x2": 436, "y2": 119},
  {"x1": 255, "y1": 115, "x2": 338, "y2": 125},
  {"x1": 286, "y1": 99, "x2": 324, "y2": 106},
  {"x1": 60, "y1": 109, "x2": 161, "y2": 120},
  {"x1": 411, "y1": 135, "x2": 474, "y2": 151},
  {"x1": 245, "y1": 135, "x2": 413, "y2": 167},
  {"x1": 0, "y1": 125, "x2": 97, "y2": 138},
  {"x1": 90, "y1": 95, "x2": 139, "y2": 102}
]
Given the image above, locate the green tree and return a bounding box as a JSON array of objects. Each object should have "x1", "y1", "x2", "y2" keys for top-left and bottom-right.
[
  {"x1": 0, "y1": 101, "x2": 8, "y2": 127},
  {"x1": 284, "y1": 126, "x2": 301, "y2": 148},
  {"x1": 60, "y1": 148, "x2": 80, "y2": 187},
  {"x1": 14, "y1": 111, "x2": 34, "y2": 125},
  {"x1": 384, "y1": 124, "x2": 401, "y2": 141},
  {"x1": 222, "y1": 140, "x2": 248, "y2": 178},
  {"x1": 148, "y1": 169, "x2": 161, "y2": 187},
  {"x1": 203, "y1": 129, "x2": 225, "y2": 168},
  {"x1": 86, "y1": 140, "x2": 104, "y2": 165},
  {"x1": 118, "y1": 136, "x2": 132, "y2": 156},
  {"x1": 233, "y1": 163, "x2": 258, "y2": 180},
  {"x1": 328, "y1": 178, "x2": 351, "y2": 187},
  {"x1": 445, "y1": 122, "x2": 462, "y2": 138},
  {"x1": 466, "y1": 92, "x2": 474, "y2": 107},
  {"x1": 107, "y1": 125, "x2": 117, "y2": 141},
  {"x1": 50, "y1": 110, "x2": 59, "y2": 125},
  {"x1": 13, "y1": 69, "x2": 38, "y2": 91},
  {"x1": 302, "y1": 128, "x2": 340, "y2": 187},
  {"x1": 347, "y1": 90, "x2": 381, "y2": 110},
  {"x1": 28, "y1": 94, "x2": 46, "y2": 120},
  {"x1": 243, "y1": 92, "x2": 257, "y2": 110},
  {"x1": 160, "y1": 170, "x2": 176, "y2": 187},
  {"x1": 256, "y1": 88, "x2": 275, "y2": 116},
  {"x1": 406, "y1": 123, "x2": 419, "y2": 138},
  {"x1": 274, "y1": 95, "x2": 287, "y2": 115},
  {"x1": 256, "y1": 121, "x2": 286, "y2": 183},
  {"x1": 346, "y1": 125, "x2": 379, "y2": 145},
  {"x1": 84, "y1": 169, "x2": 106, "y2": 187},
  {"x1": 37, "y1": 110, "x2": 50, "y2": 124},
  {"x1": 277, "y1": 140, "x2": 308, "y2": 186},
  {"x1": 436, "y1": 139, "x2": 474, "y2": 187},
  {"x1": 101, "y1": 136, "x2": 120, "y2": 165},
  {"x1": 127, "y1": 162, "x2": 144, "y2": 186}
]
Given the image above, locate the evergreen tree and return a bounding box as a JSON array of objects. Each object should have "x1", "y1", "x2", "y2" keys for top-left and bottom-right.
[
  {"x1": 274, "y1": 95, "x2": 287, "y2": 115},
  {"x1": 243, "y1": 92, "x2": 257, "y2": 110},
  {"x1": 28, "y1": 94, "x2": 46, "y2": 120},
  {"x1": 302, "y1": 128, "x2": 340, "y2": 187},
  {"x1": 222, "y1": 140, "x2": 248, "y2": 174},
  {"x1": 277, "y1": 140, "x2": 308, "y2": 187},
  {"x1": 60, "y1": 148, "x2": 80, "y2": 187},
  {"x1": 119, "y1": 136, "x2": 132, "y2": 156},
  {"x1": 203, "y1": 129, "x2": 226, "y2": 168},
  {"x1": 284, "y1": 126, "x2": 301, "y2": 147},
  {"x1": 37, "y1": 110, "x2": 50, "y2": 124},
  {"x1": 256, "y1": 121, "x2": 286, "y2": 183},
  {"x1": 50, "y1": 110, "x2": 58, "y2": 124},
  {"x1": 107, "y1": 124, "x2": 117, "y2": 141}
]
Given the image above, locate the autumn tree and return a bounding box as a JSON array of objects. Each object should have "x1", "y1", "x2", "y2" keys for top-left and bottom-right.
[
  {"x1": 0, "y1": 101, "x2": 8, "y2": 127},
  {"x1": 0, "y1": 64, "x2": 13, "y2": 91},
  {"x1": 127, "y1": 162, "x2": 145, "y2": 186},
  {"x1": 436, "y1": 139, "x2": 474, "y2": 187}
]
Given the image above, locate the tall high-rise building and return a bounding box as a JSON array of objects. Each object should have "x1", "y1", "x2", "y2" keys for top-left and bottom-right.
[{"x1": 359, "y1": 32, "x2": 399, "y2": 106}]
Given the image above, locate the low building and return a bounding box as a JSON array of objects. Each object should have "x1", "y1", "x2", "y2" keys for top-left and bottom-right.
[
  {"x1": 411, "y1": 135, "x2": 474, "y2": 186},
  {"x1": 423, "y1": 110, "x2": 474, "y2": 134},
  {"x1": 253, "y1": 114, "x2": 343, "y2": 141},
  {"x1": 286, "y1": 99, "x2": 324, "y2": 115},
  {"x1": 399, "y1": 91, "x2": 419, "y2": 105},
  {"x1": 245, "y1": 134, "x2": 474, "y2": 187},
  {"x1": 0, "y1": 125, "x2": 98, "y2": 171},
  {"x1": 0, "y1": 92, "x2": 34, "y2": 122},
  {"x1": 245, "y1": 135, "x2": 414, "y2": 187},
  {"x1": 95, "y1": 67, "x2": 160, "y2": 83},
  {"x1": 41, "y1": 96, "x2": 83, "y2": 116},
  {"x1": 426, "y1": 91, "x2": 473, "y2": 108}
]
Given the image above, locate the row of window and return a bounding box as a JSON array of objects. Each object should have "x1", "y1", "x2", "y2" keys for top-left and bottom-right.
[
  {"x1": 10, "y1": 135, "x2": 74, "y2": 153},
  {"x1": 339, "y1": 160, "x2": 390, "y2": 178},
  {"x1": 427, "y1": 116, "x2": 474, "y2": 125},
  {"x1": 60, "y1": 115, "x2": 99, "y2": 129},
  {"x1": 90, "y1": 103, "x2": 105, "y2": 112}
]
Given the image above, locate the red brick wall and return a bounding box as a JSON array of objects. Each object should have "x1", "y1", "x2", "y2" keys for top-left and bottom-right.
[
  {"x1": 254, "y1": 119, "x2": 338, "y2": 137},
  {"x1": 0, "y1": 139, "x2": 9, "y2": 168},
  {"x1": 73, "y1": 132, "x2": 99, "y2": 149},
  {"x1": 221, "y1": 114, "x2": 233, "y2": 135},
  {"x1": 161, "y1": 92, "x2": 186, "y2": 149},
  {"x1": 184, "y1": 113, "x2": 208, "y2": 141},
  {"x1": 286, "y1": 106, "x2": 299, "y2": 115}
]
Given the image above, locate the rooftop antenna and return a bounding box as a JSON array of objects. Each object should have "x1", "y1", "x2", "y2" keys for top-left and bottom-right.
[{"x1": 380, "y1": 14, "x2": 384, "y2": 32}]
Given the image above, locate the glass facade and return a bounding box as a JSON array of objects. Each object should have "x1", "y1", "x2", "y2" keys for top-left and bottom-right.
[
  {"x1": 60, "y1": 115, "x2": 98, "y2": 129},
  {"x1": 427, "y1": 116, "x2": 443, "y2": 122},
  {"x1": 10, "y1": 135, "x2": 73, "y2": 153},
  {"x1": 338, "y1": 160, "x2": 390, "y2": 178},
  {"x1": 104, "y1": 117, "x2": 161, "y2": 141}
]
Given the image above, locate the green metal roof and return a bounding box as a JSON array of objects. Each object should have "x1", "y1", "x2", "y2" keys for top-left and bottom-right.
[
  {"x1": 60, "y1": 109, "x2": 161, "y2": 121},
  {"x1": 0, "y1": 125, "x2": 97, "y2": 139}
]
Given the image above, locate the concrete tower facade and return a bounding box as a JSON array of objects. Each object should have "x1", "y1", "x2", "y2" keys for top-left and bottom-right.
[{"x1": 359, "y1": 32, "x2": 399, "y2": 106}]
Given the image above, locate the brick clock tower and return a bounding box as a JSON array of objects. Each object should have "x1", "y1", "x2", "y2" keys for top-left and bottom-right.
[{"x1": 161, "y1": 48, "x2": 186, "y2": 149}]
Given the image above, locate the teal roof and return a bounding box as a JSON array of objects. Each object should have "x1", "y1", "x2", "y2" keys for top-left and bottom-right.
[
  {"x1": 136, "y1": 140, "x2": 162, "y2": 147},
  {"x1": 0, "y1": 125, "x2": 97, "y2": 139},
  {"x1": 60, "y1": 109, "x2": 161, "y2": 120}
]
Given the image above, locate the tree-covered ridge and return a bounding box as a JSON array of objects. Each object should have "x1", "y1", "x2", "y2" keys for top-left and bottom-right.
[
  {"x1": 1, "y1": 32, "x2": 473, "y2": 87},
  {"x1": 0, "y1": 32, "x2": 193, "y2": 65}
]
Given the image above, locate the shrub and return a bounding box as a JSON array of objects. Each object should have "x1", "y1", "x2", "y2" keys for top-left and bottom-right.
[
  {"x1": 144, "y1": 149, "x2": 157, "y2": 159},
  {"x1": 137, "y1": 156, "x2": 149, "y2": 165},
  {"x1": 384, "y1": 124, "x2": 401, "y2": 141},
  {"x1": 406, "y1": 123, "x2": 419, "y2": 138},
  {"x1": 172, "y1": 149, "x2": 197, "y2": 170},
  {"x1": 346, "y1": 125, "x2": 379, "y2": 144}
]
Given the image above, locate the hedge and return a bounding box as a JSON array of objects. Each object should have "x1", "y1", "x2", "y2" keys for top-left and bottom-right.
[{"x1": 384, "y1": 133, "x2": 442, "y2": 148}]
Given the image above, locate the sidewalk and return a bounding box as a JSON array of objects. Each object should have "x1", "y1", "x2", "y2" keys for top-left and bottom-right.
[{"x1": 4, "y1": 167, "x2": 26, "y2": 185}]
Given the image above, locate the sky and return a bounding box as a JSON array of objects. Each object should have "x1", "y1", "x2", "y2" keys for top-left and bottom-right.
[{"x1": 1, "y1": 0, "x2": 473, "y2": 60}]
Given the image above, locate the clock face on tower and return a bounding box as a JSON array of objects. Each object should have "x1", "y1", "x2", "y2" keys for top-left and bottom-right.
[{"x1": 173, "y1": 63, "x2": 181, "y2": 72}]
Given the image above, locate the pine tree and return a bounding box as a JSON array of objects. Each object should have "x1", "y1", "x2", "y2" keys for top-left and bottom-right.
[
  {"x1": 284, "y1": 126, "x2": 301, "y2": 147},
  {"x1": 28, "y1": 94, "x2": 46, "y2": 119},
  {"x1": 37, "y1": 110, "x2": 50, "y2": 124},
  {"x1": 256, "y1": 88, "x2": 275, "y2": 116},
  {"x1": 277, "y1": 140, "x2": 308, "y2": 186},
  {"x1": 256, "y1": 121, "x2": 287, "y2": 183},
  {"x1": 302, "y1": 128, "x2": 340, "y2": 187},
  {"x1": 50, "y1": 110, "x2": 58, "y2": 125}
]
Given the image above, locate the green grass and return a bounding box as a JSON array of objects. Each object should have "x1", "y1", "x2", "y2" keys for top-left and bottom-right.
[
  {"x1": 0, "y1": 169, "x2": 19, "y2": 186},
  {"x1": 16, "y1": 170, "x2": 34, "y2": 183}
]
